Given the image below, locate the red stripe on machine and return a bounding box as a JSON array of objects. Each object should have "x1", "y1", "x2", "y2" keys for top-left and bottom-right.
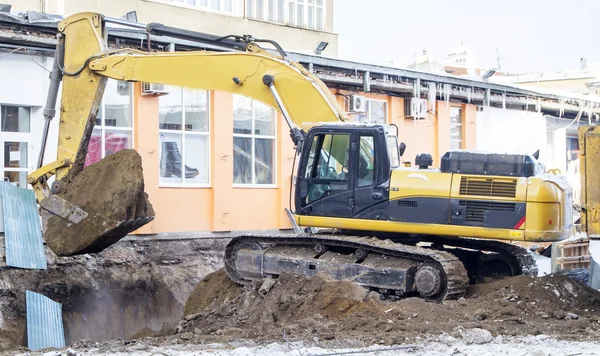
[{"x1": 514, "y1": 216, "x2": 526, "y2": 229}]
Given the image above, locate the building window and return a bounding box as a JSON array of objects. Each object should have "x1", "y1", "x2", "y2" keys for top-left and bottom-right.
[
  {"x1": 246, "y1": 0, "x2": 325, "y2": 30},
  {"x1": 0, "y1": 105, "x2": 31, "y2": 188},
  {"x1": 159, "y1": 0, "x2": 243, "y2": 15},
  {"x1": 354, "y1": 99, "x2": 388, "y2": 124},
  {"x1": 158, "y1": 85, "x2": 210, "y2": 186},
  {"x1": 450, "y1": 106, "x2": 463, "y2": 150},
  {"x1": 85, "y1": 79, "x2": 133, "y2": 167},
  {"x1": 233, "y1": 95, "x2": 276, "y2": 186}
]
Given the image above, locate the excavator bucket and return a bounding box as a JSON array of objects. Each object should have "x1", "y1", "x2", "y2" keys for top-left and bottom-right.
[{"x1": 39, "y1": 149, "x2": 155, "y2": 256}]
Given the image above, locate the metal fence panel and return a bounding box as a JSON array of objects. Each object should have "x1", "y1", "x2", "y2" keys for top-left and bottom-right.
[
  {"x1": 0, "y1": 182, "x2": 46, "y2": 269},
  {"x1": 26, "y1": 290, "x2": 66, "y2": 351}
]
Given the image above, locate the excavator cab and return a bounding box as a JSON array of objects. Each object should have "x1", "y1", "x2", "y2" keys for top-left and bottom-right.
[{"x1": 295, "y1": 124, "x2": 395, "y2": 219}]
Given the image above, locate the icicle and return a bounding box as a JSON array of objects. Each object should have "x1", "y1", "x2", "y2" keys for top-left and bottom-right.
[
  {"x1": 587, "y1": 101, "x2": 593, "y2": 120},
  {"x1": 559, "y1": 97, "x2": 565, "y2": 118},
  {"x1": 536, "y1": 98, "x2": 541, "y2": 113},
  {"x1": 502, "y1": 92, "x2": 506, "y2": 109},
  {"x1": 466, "y1": 87, "x2": 472, "y2": 104},
  {"x1": 444, "y1": 84, "x2": 450, "y2": 107},
  {"x1": 428, "y1": 82, "x2": 436, "y2": 112}
]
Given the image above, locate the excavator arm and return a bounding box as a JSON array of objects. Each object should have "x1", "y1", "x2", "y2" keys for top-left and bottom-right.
[{"x1": 28, "y1": 12, "x2": 348, "y2": 256}]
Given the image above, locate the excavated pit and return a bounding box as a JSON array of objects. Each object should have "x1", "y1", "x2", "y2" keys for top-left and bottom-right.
[
  {"x1": 42, "y1": 149, "x2": 155, "y2": 256},
  {"x1": 0, "y1": 238, "x2": 226, "y2": 352}
]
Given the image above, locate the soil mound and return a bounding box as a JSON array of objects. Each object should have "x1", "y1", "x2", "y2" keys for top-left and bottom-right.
[
  {"x1": 177, "y1": 269, "x2": 600, "y2": 344},
  {"x1": 43, "y1": 149, "x2": 155, "y2": 256}
]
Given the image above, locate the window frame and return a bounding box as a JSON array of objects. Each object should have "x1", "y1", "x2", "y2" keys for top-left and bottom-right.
[
  {"x1": 88, "y1": 80, "x2": 135, "y2": 165},
  {"x1": 0, "y1": 105, "x2": 32, "y2": 189},
  {"x1": 348, "y1": 98, "x2": 388, "y2": 125},
  {"x1": 449, "y1": 106, "x2": 464, "y2": 150},
  {"x1": 158, "y1": 86, "x2": 212, "y2": 188},
  {"x1": 149, "y1": 0, "x2": 244, "y2": 16},
  {"x1": 233, "y1": 95, "x2": 278, "y2": 188},
  {"x1": 246, "y1": 0, "x2": 326, "y2": 31}
]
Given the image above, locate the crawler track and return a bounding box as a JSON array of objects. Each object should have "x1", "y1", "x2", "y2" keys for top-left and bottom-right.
[{"x1": 224, "y1": 233, "x2": 470, "y2": 301}]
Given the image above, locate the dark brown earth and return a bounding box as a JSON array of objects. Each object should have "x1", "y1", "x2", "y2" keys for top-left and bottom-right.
[
  {"x1": 0, "y1": 238, "x2": 226, "y2": 353},
  {"x1": 43, "y1": 149, "x2": 155, "y2": 256},
  {"x1": 172, "y1": 269, "x2": 600, "y2": 345}
]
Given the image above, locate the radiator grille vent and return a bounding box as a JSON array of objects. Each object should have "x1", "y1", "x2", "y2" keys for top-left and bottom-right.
[
  {"x1": 459, "y1": 177, "x2": 517, "y2": 198},
  {"x1": 459, "y1": 200, "x2": 516, "y2": 223}
]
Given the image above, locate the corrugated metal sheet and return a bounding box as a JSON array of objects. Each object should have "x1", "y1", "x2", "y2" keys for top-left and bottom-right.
[
  {"x1": 26, "y1": 290, "x2": 66, "y2": 351},
  {"x1": 0, "y1": 182, "x2": 46, "y2": 269}
]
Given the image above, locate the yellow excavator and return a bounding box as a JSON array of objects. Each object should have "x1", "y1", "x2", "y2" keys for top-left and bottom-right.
[{"x1": 29, "y1": 12, "x2": 576, "y2": 301}]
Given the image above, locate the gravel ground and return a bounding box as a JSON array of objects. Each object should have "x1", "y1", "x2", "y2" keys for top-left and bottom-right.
[{"x1": 19, "y1": 334, "x2": 600, "y2": 356}]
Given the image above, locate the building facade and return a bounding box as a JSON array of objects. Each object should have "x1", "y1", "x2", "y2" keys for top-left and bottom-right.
[
  {"x1": 1, "y1": 4, "x2": 599, "y2": 237},
  {"x1": 2, "y1": 0, "x2": 338, "y2": 57}
]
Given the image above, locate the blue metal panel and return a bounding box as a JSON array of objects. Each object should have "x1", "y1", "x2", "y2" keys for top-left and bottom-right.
[
  {"x1": 26, "y1": 290, "x2": 66, "y2": 351},
  {"x1": 0, "y1": 181, "x2": 46, "y2": 269}
]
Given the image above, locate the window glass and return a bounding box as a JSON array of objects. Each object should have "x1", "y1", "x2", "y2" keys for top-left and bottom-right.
[
  {"x1": 268, "y1": 0, "x2": 275, "y2": 20},
  {"x1": 4, "y1": 171, "x2": 27, "y2": 188},
  {"x1": 85, "y1": 129, "x2": 102, "y2": 167},
  {"x1": 315, "y1": 134, "x2": 349, "y2": 179},
  {"x1": 4, "y1": 142, "x2": 27, "y2": 169},
  {"x1": 387, "y1": 135, "x2": 400, "y2": 168},
  {"x1": 316, "y1": 7, "x2": 323, "y2": 30},
  {"x1": 104, "y1": 81, "x2": 132, "y2": 127},
  {"x1": 1, "y1": 106, "x2": 30, "y2": 133},
  {"x1": 256, "y1": 0, "x2": 264, "y2": 19},
  {"x1": 233, "y1": 94, "x2": 276, "y2": 185},
  {"x1": 450, "y1": 106, "x2": 463, "y2": 150},
  {"x1": 303, "y1": 133, "x2": 350, "y2": 205},
  {"x1": 104, "y1": 131, "x2": 132, "y2": 157},
  {"x1": 159, "y1": 85, "x2": 183, "y2": 130},
  {"x1": 357, "y1": 136, "x2": 375, "y2": 187},
  {"x1": 184, "y1": 88, "x2": 209, "y2": 132},
  {"x1": 160, "y1": 132, "x2": 183, "y2": 184},
  {"x1": 233, "y1": 136, "x2": 252, "y2": 184},
  {"x1": 85, "y1": 79, "x2": 133, "y2": 167},
  {"x1": 246, "y1": 0, "x2": 254, "y2": 16},
  {"x1": 276, "y1": 0, "x2": 284, "y2": 21},
  {"x1": 369, "y1": 100, "x2": 387, "y2": 124},
  {"x1": 255, "y1": 138, "x2": 274, "y2": 184},
  {"x1": 158, "y1": 86, "x2": 211, "y2": 185}
]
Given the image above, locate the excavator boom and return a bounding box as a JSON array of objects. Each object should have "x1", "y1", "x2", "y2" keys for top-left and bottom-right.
[{"x1": 28, "y1": 12, "x2": 348, "y2": 256}]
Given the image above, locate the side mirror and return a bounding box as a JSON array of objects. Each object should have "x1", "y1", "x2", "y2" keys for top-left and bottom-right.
[{"x1": 399, "y1": 142, "x2": 407, "y2": 157}]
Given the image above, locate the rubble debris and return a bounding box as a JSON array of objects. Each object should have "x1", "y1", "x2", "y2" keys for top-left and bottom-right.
[
  {"x1": 0, "y1": 238, "x2": 225, "y2": 351},
  {"x1": 460, "y1": 328, "x2": 493, "y2": 345},
  {"x1": 174, "y1": 269, "x2": 600, "y2": 345}
]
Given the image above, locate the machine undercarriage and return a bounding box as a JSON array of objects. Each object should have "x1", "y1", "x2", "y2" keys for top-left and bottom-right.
[{"x1": 224, "y1": 232, "x2": 538, "y2": 302}]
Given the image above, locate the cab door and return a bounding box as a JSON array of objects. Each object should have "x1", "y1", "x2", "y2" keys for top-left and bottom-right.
[
  {"x1": 352, "y1": 128, "x2": 391, "y2": 219},
  {"x1": 295, "y1": 130, "x2": 356, "y2": 218}
]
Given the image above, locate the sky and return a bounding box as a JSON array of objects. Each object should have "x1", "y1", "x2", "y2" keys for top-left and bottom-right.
[{"x1": 333, "y1": 0, "x2": 600, "y2": 74}]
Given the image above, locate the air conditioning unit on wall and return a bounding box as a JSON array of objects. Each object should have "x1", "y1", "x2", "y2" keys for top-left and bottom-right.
[
  {"x1": 349, "y1": 94, "x2": 367, "y2": 113},
  {"x1": 405, "y1": 97, "x2": 428, "y2": 119},
  {"x1": 141, "y1": 82, "x2": 170, "y2": 96}
]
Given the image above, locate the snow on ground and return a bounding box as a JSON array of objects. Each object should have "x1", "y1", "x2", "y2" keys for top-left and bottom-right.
[{"x1": 30, "y1": 335, "x2": 600, "y2": 356}]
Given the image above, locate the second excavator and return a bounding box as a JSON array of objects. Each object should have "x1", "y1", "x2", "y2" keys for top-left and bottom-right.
[{"x1": 30, "y1": 12, "x2": 574, "y2": 301}]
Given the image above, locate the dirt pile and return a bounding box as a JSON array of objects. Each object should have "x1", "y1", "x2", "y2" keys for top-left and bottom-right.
[
  {"x1": 42, "y1": 149, "x2": 155, "y2": 256},
  {"x1": 173, "y1": 269, "x2": 600, "y2": 345}
]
